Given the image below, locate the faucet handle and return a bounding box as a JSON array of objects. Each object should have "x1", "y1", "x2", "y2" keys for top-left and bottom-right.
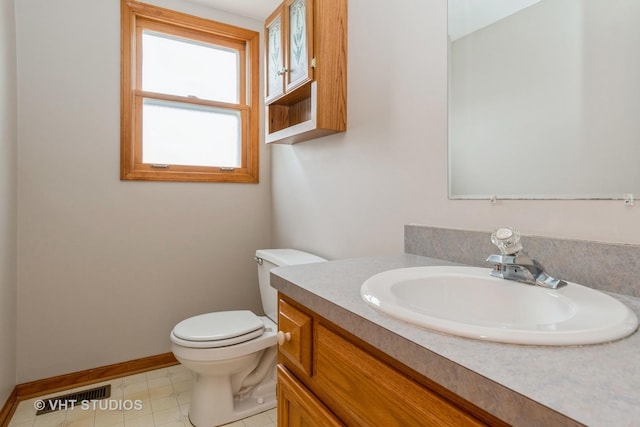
[{"x1": 491, "y1": 227, "x2": 523, "y2": 255}]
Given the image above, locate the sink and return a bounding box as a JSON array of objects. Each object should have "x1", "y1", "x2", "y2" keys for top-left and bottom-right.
[{"x1": 361, "y1": 266, "x2": 638, "y2": 345}]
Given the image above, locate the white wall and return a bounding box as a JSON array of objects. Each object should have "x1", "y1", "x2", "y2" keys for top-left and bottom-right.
[
  {"x1": 271, "y1": 0, "x2": 640, "y2": 262},
  {"x1": 0, "y1": 0, "x2": 17, "y2": 403},
  {"x1": 15, "y1": 0, "x2": 271, "y2": 382}
]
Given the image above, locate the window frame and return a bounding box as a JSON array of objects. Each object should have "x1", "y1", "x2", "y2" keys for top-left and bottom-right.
[{"x1": 120, "y1": 0, "x2": 260, "y2": 183}]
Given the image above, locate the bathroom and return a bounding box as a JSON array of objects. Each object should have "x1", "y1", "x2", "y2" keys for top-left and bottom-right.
[{"x1": 1, "y1": 0, "x2": 639, "y2": 425}]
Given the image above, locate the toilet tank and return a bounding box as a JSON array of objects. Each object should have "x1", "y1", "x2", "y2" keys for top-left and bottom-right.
[{"x1": 255, "y1": 249, "x2": 327, "y2": 322}]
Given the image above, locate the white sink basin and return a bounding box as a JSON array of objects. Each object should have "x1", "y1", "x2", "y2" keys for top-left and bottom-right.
[{"x1": 361, "y1": 266, "x2": 638, "y2": 345}]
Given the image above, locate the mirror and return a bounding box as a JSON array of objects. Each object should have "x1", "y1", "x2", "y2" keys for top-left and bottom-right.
[{"x1": 448, "y1": 0, "x2": 640, "y2": 199}]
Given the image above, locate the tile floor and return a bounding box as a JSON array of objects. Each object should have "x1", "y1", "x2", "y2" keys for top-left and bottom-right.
[{"x1": 8, "y1": 365, "x2": 277, "y2": 427}]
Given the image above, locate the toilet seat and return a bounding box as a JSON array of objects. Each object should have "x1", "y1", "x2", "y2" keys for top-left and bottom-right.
[{"x1": 172, "y1": 310, "x2": 265, "y2": 348}]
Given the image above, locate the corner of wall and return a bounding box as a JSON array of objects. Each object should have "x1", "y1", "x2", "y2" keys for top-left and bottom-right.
[{"x1": 0, "y1": 0, "x2": 19, "y2": 405}]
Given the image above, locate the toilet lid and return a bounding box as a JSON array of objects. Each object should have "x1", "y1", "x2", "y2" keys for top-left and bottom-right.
[{"x1": 172, "y1": 310, "x2": 264, "y2": 343}]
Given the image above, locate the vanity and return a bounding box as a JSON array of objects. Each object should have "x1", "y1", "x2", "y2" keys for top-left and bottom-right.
[
  {"x1": 270, "y1": 248, "x2": 640, "y2": 426},
  {"x1": 276, "y1": 293, "x2": 498, "y2": 426}
]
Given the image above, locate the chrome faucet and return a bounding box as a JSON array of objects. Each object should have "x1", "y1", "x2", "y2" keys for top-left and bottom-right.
[{"x1": 486, "y1": 228, "x2": 567, "y2": 289}]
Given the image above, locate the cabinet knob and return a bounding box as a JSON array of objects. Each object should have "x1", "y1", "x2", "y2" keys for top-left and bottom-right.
[
  {"x1": 277, "y1": 68, "x2": 288, "y2": 76},
  {"x1": 277, "y1": 331, "x2": 291, "y2": 345}
]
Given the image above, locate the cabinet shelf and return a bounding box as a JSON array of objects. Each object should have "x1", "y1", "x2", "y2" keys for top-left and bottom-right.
[{"x1": 266, "y1": 82, "x2": 342, "y2": 144}]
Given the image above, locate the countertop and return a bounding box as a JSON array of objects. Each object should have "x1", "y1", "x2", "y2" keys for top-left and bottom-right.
[{"x1": 270, "y1": 254, "x2": 640, "y2": 427}]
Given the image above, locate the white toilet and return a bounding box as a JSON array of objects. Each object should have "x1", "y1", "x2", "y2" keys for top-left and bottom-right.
[{"x1": 170, "y1": 249, "x2": 326, "y2": 427}]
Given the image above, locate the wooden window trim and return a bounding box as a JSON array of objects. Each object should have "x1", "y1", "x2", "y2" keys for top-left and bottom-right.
[{"x1": 120, "y1": 0, "x2": 260, "y2": 183}]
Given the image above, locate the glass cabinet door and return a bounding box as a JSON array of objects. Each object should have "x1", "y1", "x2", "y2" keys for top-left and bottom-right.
[
  {"x1": 285, "y1": 0, "x2": 313, "y2": 92},
  {"x1": 265, "y1": 9, "x2": 285, "y2": 102}
]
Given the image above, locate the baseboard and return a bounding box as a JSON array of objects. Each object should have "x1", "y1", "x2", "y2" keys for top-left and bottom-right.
[
  {"x1": 0, "y1": 353, "x2": 178, "y2": 426},
  {"x1": 15, "y1": 352, "x2": 178, "y2": 401},
  {"x1": 0, "y1": 387, "x2": 18, "y2": 427}
]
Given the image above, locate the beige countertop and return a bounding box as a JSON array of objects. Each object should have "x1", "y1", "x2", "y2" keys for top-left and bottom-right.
[{"x1": 270, "y1": 254, "x2": 640, "y2": 427}]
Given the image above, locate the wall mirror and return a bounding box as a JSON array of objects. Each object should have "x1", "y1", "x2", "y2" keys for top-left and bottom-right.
[{"x1": 448, "y1": 0, "x2": 640, "y2": 200}]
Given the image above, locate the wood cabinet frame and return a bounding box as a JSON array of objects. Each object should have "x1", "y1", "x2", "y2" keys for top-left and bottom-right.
[
  {"x1": 264, "y1": 0, "x2": 347, "y2": 144},
  {"x1": 277, "y1": 294, "x2": 509, "y2": 427}
]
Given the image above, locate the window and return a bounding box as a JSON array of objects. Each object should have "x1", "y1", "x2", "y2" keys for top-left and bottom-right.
[{"x1": 120, "y1": 0, "x2": 260, "y2": 182}]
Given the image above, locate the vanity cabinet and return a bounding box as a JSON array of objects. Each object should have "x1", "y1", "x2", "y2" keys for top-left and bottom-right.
[
  {"x1": 277, "y1": 295, "x2": 505, "y2": 427},
  {"x1": 277, "y1": 365, "x2": 344, "y2": 426},
  {"x1": 264, "y1": 0, "x2": 347, "y2": 144}
]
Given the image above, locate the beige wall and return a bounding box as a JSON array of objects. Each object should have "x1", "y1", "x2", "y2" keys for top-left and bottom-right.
[
  {"x1": 271, "y1": 0, "x2": 640, "y2": 262},
  {"x1": 0, "y1": 0, "x2": 17, "y2": 403},
  {"x1": 14, "y1": 0, "x2": 271, "y2": 383},
  {"x1": 8, "y1": 0, "x2": 640, "y2": 387}
]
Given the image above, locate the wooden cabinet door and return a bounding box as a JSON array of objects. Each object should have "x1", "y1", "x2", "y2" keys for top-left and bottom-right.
[
  {"x1": 266, "y1": 0, "x2": 314, "y2": 103},
  {"x1": 266, "y1": 6, "x2": 285, "y2": 102},
  {"x1": 314, "y1": 325, "x2": 486, "y2": 427},
  {"x1": 278, "y1": 298, "x2": 313, "y2": 376},
  {"x1": 277, "y1": 365, "x2": 344, "y2": 427},
  {"x1": 284, "y1": 0, "x2": 314, "y2": 92}
]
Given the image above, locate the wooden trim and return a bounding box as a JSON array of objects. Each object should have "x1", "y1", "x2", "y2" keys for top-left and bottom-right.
[
  {"x1": 126, "y1": 0, "x2": 258, "y2": 41},
  {"x1": 136, "y1": 91, "x2": 247, "y2": 113},
  {"x1": 120, "y1": 0, "x2": 260, "y2": 183},
  {"x1": 0, "y1": 388, "x2": 18, "y2": 427},
  {"x1": 246, "y1": 29, "x2": 260, "y2": 183},
  {"x1": 0, "y1": 353, "x2": 178, "y2": 425},
  {"x1": 314, "y1": 0, "x2": 347, "y2": 132},
  {"x1": 120, "y1": 0, "x2": 135, "y2": 180},
  {"x1": 15, "y1": 353, "x2": 178, "y2": 401}
]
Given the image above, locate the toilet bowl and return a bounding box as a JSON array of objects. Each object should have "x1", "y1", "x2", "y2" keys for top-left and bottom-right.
[{"x1": 170, "y1": 249, "x2": 326, "y2": 427}]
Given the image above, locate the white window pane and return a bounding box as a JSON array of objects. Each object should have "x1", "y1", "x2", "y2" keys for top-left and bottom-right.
[
  {"x1": 142, "y1": 99, "x2": 241, "y2": 168},
  {"x1": 142, "y1": 31, "x2": 239, "y2": 103}
]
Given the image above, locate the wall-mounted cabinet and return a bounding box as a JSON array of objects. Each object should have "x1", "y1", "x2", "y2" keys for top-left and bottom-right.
[{"x1": 264, "y1": 0, "x2": 347, "y2": 144}]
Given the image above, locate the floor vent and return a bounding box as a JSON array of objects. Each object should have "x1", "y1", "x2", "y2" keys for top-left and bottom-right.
[{"x1": 35, "y1": 384, "x2": 111, "y2": 415}]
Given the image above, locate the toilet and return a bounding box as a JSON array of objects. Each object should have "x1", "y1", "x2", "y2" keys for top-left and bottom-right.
[{"x1": 170, "y1": 249, "x2": 326, "y2": 427}]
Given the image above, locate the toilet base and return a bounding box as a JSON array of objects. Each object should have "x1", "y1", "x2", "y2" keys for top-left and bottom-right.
[{"x1": 188, "y1": 376, "x2": 276, "y2": 427}]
